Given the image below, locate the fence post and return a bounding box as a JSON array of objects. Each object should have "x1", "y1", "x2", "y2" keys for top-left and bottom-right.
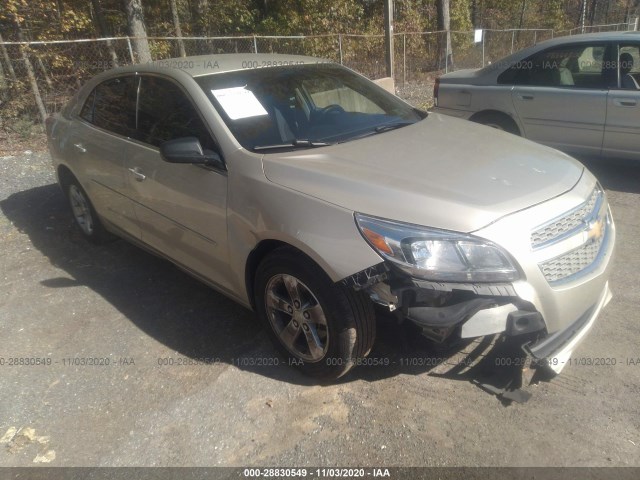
[
  {"x1": 253, "y1": 35, "x2": 258, "y2": 54},
  {"x1": 634, "y1": 17, "x2": 639, "y2": 31},
  {"x1": 481, "y1": 32, "x2": 485, "y2": 68},
  {"x1": 383, "y1": 0, "x2": 394, "y2": 78},
  {"x1": 534, "y1": 31, "x2": 537, "y2": 44},
  {"x1": 338, "y1": 34, "x2": 343, "y2": 64},
  {"x1": 445, "y1": 34, "x2": 448, "y2": 73},
  {"x1": 403, "y1": 33, "x2": 406, "y2": 86},
  {"x1": 126, "y1": 37, "x2": 134, "y2": 63},
  {"x1": 511, "y1": 30, "x2": 515, "y2": 54}
]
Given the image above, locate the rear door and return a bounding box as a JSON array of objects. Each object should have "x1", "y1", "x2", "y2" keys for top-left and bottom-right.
[
  {"x1": 70, "y1": 75, "x2": 140, "y2": 236},
  {"x1": 603, "y1": 42, "x2": 640, "y2": 159},
  {"x1": 124, "y1": 75, "x2": 232, "y2": 290},
  {"x1": 506, "y1": 43, "x2": 610, "y2": 155}
]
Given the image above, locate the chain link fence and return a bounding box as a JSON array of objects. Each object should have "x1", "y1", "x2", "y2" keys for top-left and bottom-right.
[{"x1": 1, "y1": 19, "x2": 637, "y2": 132}]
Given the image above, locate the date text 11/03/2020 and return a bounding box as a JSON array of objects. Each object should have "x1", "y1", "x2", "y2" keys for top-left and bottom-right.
[{"x1": 243, "y1": 468, "x2": 391, "y2": 477}]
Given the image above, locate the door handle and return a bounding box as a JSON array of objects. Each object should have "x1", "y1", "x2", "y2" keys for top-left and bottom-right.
[
  {"x1": 518, "y1": 94, "x2": 534, "y2": 100},
  {"x1": 73, "y1": 143, "x2": 87, "y2": 153},
  {"x1": 128, "y1": 167, "x2": 146, "y2": 182},
  {"x1": 613, "y1": 99, "x2": 637, "y2": 107}
]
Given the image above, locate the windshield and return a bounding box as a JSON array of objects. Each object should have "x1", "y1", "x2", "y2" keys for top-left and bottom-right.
[{"x1": 195, "y1": 64, "x2": 424, "y2": 151}]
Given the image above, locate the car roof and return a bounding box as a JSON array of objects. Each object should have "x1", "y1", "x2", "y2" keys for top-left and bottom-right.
[
  {"x1": 472, "y1": 30, "x2": 640, "y2": 77},
  {"x1": 536, "y1": 30, "x2": 640, "y2": 48},
  {"x1": 106, "y1": 53, "x2": 332, "y2": 78}
]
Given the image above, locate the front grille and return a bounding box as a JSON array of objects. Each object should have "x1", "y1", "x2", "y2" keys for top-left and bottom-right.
[
  {"x1": 539, "y1": 233, "x2": 605, "y2": 283},
  {"x1": 533, "y1": 184, "x2": 609, "y2": 284},
  {"x1": 531, "y1": 187, "x2": 600, "y2": 249}
]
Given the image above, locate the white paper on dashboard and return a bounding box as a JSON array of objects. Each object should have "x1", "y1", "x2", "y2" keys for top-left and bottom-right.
[{"x1": 211, "y1": 87, "x2": 268, "y2": 120}]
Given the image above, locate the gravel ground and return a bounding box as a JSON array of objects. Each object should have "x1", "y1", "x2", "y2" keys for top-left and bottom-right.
[
  {"x1": 1, "y1": 148, "x2": 639, "y2": 469},
  {"x1": 396, "y1": 80, "x2": 436, "y2": 110}
]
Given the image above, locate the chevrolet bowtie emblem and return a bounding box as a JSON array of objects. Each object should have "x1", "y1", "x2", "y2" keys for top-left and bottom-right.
[{"x1": 587, "y1": 217, "x2": 605, "y2": 243}]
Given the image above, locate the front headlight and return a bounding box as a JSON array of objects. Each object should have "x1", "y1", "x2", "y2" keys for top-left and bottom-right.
[{"x1": 355, "y1": 213, "x2": 520, "y2": 283}]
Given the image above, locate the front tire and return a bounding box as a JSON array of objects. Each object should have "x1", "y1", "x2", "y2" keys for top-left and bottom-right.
[{"x1": 254, "y1": 248, "x2": 376, "y2": 380}]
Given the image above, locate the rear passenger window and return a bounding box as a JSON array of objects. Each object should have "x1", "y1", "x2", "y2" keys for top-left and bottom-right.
[
  {"x1": 137, "y1": 76, "x2": 216, "y2": 151},
  {"x1": 80, "y1": 76, "x2": 138, "y2": 137},
  {"x1": 498, "y1": 44, "x2": 609, "y2": 89}
]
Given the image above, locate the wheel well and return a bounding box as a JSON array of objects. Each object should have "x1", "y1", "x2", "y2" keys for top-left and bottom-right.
[
  {"x1": 57, "y1": 165, "x2": 76, "y2": 189},
  {"x1": 244, "y1": 240, "x2": 322, "y2": 309},
  {"x1": 469, "y1": 110, "x2": 520, "y2": 135}
]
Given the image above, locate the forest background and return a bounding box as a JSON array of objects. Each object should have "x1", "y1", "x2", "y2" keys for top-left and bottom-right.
[{"x1": 0, "y1": 0, "x2": 638, "y2": 149}]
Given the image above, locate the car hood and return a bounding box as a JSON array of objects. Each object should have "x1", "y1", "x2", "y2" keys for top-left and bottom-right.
[{"x1": 262, "y1": 113, "x2": 584, "y2": 233}]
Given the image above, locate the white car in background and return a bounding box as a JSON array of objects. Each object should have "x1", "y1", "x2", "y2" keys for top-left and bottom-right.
[{"x1": 432, "y1": 32, "x2": 640, "y2": 159}]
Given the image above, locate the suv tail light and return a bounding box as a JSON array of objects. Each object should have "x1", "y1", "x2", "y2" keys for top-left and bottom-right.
[{"x1": 433, "y1": 78, "x2": 440, "y2": 107}]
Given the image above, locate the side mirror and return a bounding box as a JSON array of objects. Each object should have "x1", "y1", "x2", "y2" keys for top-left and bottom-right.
[{"x1": 160, "y1": 137, "x2": 224, "y2": 170}]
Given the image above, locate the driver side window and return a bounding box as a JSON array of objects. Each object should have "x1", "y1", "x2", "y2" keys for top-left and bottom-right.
[{"x1": 616, "y1": 44, "x2": 640, "y2": 90}]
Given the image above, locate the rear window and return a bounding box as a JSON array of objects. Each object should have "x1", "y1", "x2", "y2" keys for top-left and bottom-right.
[{"x1": 80, "y1": 76, "x2": 138, "y2": 138}]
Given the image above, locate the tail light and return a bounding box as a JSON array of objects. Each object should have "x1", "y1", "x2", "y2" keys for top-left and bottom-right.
[{"x1": 433, "y1": 78, "x2": 440, "y2": 107}]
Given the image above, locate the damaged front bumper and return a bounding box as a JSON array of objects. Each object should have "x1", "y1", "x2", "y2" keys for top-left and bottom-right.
[
  {"x1": 525, "y1": 281, "x2": 612, "y2": 373},
  {"x1": 341, "y1": 175, "x2": 616, "y2": 377},
  {"x1": 342, "y1": 259, "x2": 612, "y2": 375}
]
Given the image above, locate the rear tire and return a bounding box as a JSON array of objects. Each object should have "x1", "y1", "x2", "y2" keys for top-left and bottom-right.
[
  {"x1": 64, "y1": 177, "x2": 114, "y2": 244},
  {"x1": 254, "y1": 247, "x2": 376, "y2": 380}
]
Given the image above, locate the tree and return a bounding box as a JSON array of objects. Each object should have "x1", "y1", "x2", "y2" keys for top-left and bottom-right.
[
  {"x1": 15, "y1": 23, "x2": 48, "y2": 123},
  {"x1": 471, "y1": 0, "x2": 479, "y2": 28},
  {"x1": 436, "y1": 0, "x2": 453, "y2": 69},
  {"x1": 123, "y1": 0, "x2": 152, "y2": 63},
  {"x1": 588, "y1": 0, "x2": 600, "y2": 25},
  {"x1": 194, "y1": 0, "x2": 209, "y2": 36},
  {"x1": 91, "y1": 0, "x2": 120, "y2": 66},
  {"x1": 169, "y1": 0, "x2": 186, "y2": 56},
  {"x1": 0, "y1": 32, "x2": 18, "y2": 86}
]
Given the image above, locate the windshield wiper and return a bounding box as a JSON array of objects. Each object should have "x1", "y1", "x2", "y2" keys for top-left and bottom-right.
[
  {"x1": 374, "y1": 121, "x2": 415, "y2": 133},
  {"x1": 338, "y1": 121, "x2": 416, "y2": 143},
  {"x1": 253, "y1": 139, "x2": 333, "y2": 151}
]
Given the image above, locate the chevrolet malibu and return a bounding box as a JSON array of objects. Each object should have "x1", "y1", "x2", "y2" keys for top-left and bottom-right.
[
  {"x1": 47, "y1": 54, "x2": 615, "y2": 380},
  {"x1": 433, "y1": 32, "x2": 640, "y2": 159}
]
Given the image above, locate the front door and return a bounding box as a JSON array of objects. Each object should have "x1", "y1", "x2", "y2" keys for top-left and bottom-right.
[
  {"x1": 603, "y1": 42, "x2": 640, "y2": 159},
  {"x1": 125, "y1": 75, "x2": 231, "y2": 290}
]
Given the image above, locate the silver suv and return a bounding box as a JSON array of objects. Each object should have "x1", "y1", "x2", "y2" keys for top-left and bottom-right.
[{"x1": 47, "y1": 54, "x2": 615, "y2": 380}]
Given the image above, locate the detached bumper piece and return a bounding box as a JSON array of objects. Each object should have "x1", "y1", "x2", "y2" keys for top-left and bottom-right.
[{"x1": 406, "y1": 298, "x2": 545, "y2": 343}]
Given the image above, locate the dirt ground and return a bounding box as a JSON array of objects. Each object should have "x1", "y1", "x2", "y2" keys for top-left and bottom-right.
[{"x1": 0, "y1": 148, "x2": 639, "y2": 469}]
